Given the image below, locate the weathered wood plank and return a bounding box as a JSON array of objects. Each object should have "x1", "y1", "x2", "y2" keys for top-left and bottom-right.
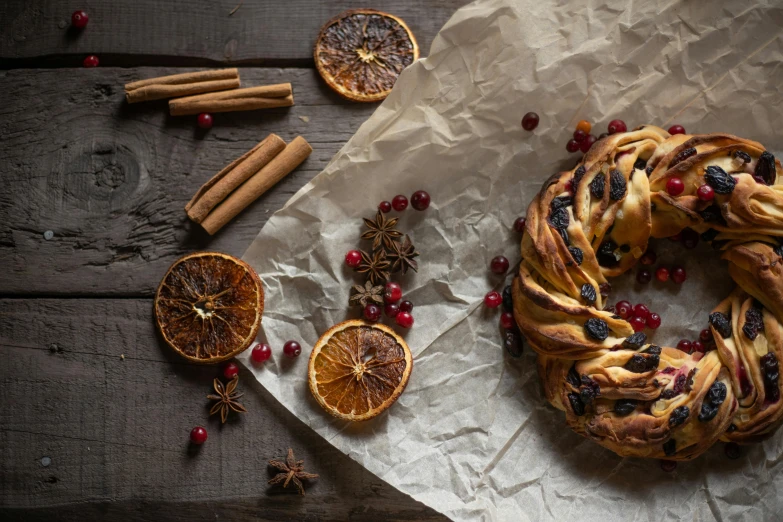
[
  {"x1": 0, "y1": 67, "x2": 378, "y2": 296},
  {"x1": 0, "y1": 0, "x2": 465, "y2": 66},
  {"x1": 0, "y1": 298, "x2": 446, "y2": 520}
]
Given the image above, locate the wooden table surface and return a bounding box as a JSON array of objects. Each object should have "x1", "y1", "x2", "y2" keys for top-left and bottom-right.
[{"x1": 0, "y1": 1, "x2": 465, "y2": 520}]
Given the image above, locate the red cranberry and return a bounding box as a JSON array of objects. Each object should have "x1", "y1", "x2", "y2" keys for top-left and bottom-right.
[
  {"x1": 251, "y1": 343, "x2": 272, "y2": 364},
  {"x1": 580, "y1": 134, "x2": 597, "y2": 154},
  {"x1": 725, "y1": 442, "x2": 741, "y2": 459},
  {"x1": 629, "y1": 316, "x2": 646, "y2": 332},
  {"x1": 671, "y1": 266, "x2": 687, "y2": 284},
  {"x1": 566, "y1": 139, "x2": 580, "y2": 153},
  {"x1": 384, "y1": 303, "x2": 400, "y2": 317},
  {"x1": 345, "y1": 250, "x2": 362, "y2": 268},
  {"x1": 666, "y1": 177, "x2": 684, "y2": 196},
  {"x1": 681, "y1": 228, "x2": 699, "y2": 249},
  {"x1": 484, "y1": 291, "x2": 502, "y2": 308},
  {"x1": 655, "y1": 267, "x2": 670, "y2": 282},
  {"x1": 513, "y1": 217, "x2": 526, "y2": 234},
  {"x1": 699, "y1": 328, "x2": 713, "y2": 343},
  {"x1": 573, "y1": 129, "x2": 587, "y2": 143},
  {"x1": 283, "y1": 341, "x2": 301, "y2": 358},
  {"x1": 399, "y1": 300, "x2": 413, "y2": 313},
  {"x1": 607, "y1": 119, "x2": 627, "y2": 134},
  {"x1": 363, "y1": 303, "x2": 382, "y2": 322},
  {"x1": 500, "y1": 312, "x2": 515, "y2": 330},
  {"x1": 696, "y1": 184, "x2": 714, "y2": 201},
  {"x1": 647, "y1": 313, "x2": 661, "y2": 329},
  {"x1": 636, "y1": 269, "x2": 652, "y2": 284},
  {"x1": 633, "y1": 304, "x2": 650, "y2": 321},
  {"x1": 640, "y1": 250, "x2": 657, "y2": 265},
  {"x1": 384, "y1": 282, "x2": 402, "y2": 303},
  {"x1": 83, "y1": 55, "x2": 99, "y2": 67},
  {"x1": 616, "y1": 301, "x2": 633, "y2": 319},
  {"x1": 490, "y1": 256, "x2": 510, "y2": 275},
  {"x1": 668, "y1": 124, "x2": 686, "y2": 135},
  {"x1": 190, "y1": 426, "x2": 208, "y2": 445},
  {"x1": 223, "y1": 362, "x2": 239, "y2": 379},
  {"x1": 521, "y1": 112, "x2": 539, "y2": 131},
  {"x1": 411, "y1": 190, "x2": 431, "y2": 211},
  {"x1": 676, "y1": 339, "x2": 692, "y2": 352},
  {"x1": 378, "y1": 200, "x2": 392, "y2": 213},
  {"x1": 391, "y1": 195, "x2": 408, "y2": 211},
  {"x1": 197, "y1": 113, "x2": 213, "y2": 129},
  {"x1": 71, "y1": 10, "x2": 89, "y2": 29},
  {"x1": 395, "y1": 311, "x2": 414, "y2": 328},
  {"x1": 692, "y1": 340, "x2": 705, "y2": 353},
  {"x1": 660, "y1": 460, "x2": 677, "y2": 472}
]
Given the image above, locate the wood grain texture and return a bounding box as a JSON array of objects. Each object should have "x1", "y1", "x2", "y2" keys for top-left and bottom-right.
[
  {"x1": 0, "y1": 67, "x2": 377, "y2": 296},
  {"x1": 0, "y1": 0, "x2": 465, "y2": 66},
  {"x1": 0, "y1": 298, "x2": 446, "y2": 520}
]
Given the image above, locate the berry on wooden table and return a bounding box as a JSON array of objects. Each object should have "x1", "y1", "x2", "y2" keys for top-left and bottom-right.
[
  {"x1": 190, "y1": 426, "x2": 208, "y2": 445},
  {"x1": 378, "y1": 200, "x2": 392, "y2": 213},
  {"x1": 363, "y1": 303, "x2": 381, "y2": 322},
  {"x1": 283, "y1": 341, "x2": 301, "y2": 358},
  {"x1": 607, "y1": 119, "x2": 627, "y2": 134},
  {"x1": 636, "y1": 269, "x2": 652, "y2": 284},
  {"x1": 699, "y1": 328, "x2": 713, "y2": 343},
  {"x1": 500, "y1": 312, "x2": 515, "y2": 330},
  {"x1": 83, "y1": 55, "x2": 99, "y2": 67},
  {"x1": 655, "y1": 267, "x2": 670, "y2": 282},
  {"x1": 399, "y1": 300, "x2": 413, "y2": 313},
  {"x1": 251, "y1": 343, "x2": 272, "y2": 364},
  {"x1": 676, "y1": 340, "x2": 692, "y2": 352},
  {"x1": 633, "y1": 304, "x2": 650, "y2": 321},
  {"x1": 521, "y1": 112, "x2": 539, "y2": 131},
  {"x1": 573, "y1": 129, "x2": 587, "y2": 143},
  {"x1": 384, "y1": 282, "x2": 402, "y2": 303},
  {"x1": 197, "y1": 113, "x2": 213, "y2": 129},
  {"x1": 616, "y1": 300, "x2": 633, "y2": 319},
  {"x1": 580, "y1": 134, "x2": 597, "y2": 154},
  {"x1": 668, "y1": 124, "x2": 686, "y2": 135},
  {"x1": 223, "y1": 362, "x2": 239, "y2": 379},
  {"x1": 566, "y1": 139, "x2": 580, "y2": 153},
  {"x1": 345, "y1": 250, "x2": 362, "y2": 268},
  {"x1": 671, "y1": 266, "x2": 687, "y2": 284},
  {"x1": 490, "y1": 256, "x2": 509, "y2": 274},
  {"x1": 384, "y1": 303, "x2": 400, "y2": 318},
  {"x1": 71, "y1": 10, "x2": 89, "y2": 29},
  {"x1": 646, "y1": 313, "x2": 661, "y2": 329},
  {"x1": 513, "y1": 217, "x2": 526, "y2": 234},
  {"x1": 630, "y1": 316, "x2": 647, "y2": 333},
  {"x1": 666, "y1": 177, "x2": 684, "y2": 196},
  {"x1": 576, "y1": 120, "x2": 591, "y2": 134},
  {"x1": 391, "y1": 195, "x2": 408, "y2": 211},
  {"x1": 692, "y1": 340, "x2": 705, "y2": 353},
  {"x1": 395, "y1": 311, "x2": 414, "y2": 328},
  {"x1": 410, "y1": 190, "x2": 431, "y2": 211},
  {"x1": 484, "y1": 291, "x2": 502, "y2": 308}
]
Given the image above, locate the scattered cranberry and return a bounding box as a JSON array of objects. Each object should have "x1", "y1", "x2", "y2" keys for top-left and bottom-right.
[
  {"x1": 630, "y1": 316, "x2": 647, "y2": 332},
  {"x1": 636, "y1": 269, "x2": 652, "y2": 284},
  {"x1": 411, "y1": 190, "x2": 431, "y2": 211},
  {"x1": 223, "y1": 362, "x2": 239, "y2": 379},
  {"x1": 573, "y1": 129, "x2": 587, "y2": 143},
  {"x1": 607, "y1": 119, "x2": 627, "y2": 134},
  {"x1": 696, "y1": 184, "x2": 714, "y2": 201},
  {"x1": 345, "y1": 250, "x2": 362, "y2": 268},
  {"x1": 378, "y1": 200, "x2": 392, "y2": 213},
  {"x1": 598, "y1": 132, "x2": 609, "y2": 139},
  {"x1": 197, "y1": 113, "x2": 213, "y2": 129},
  {"x1": 680, "y1": 228, "x2": 699, "y2": 249},
  {"x1": 725, "y1": 442, "x2": 741, "y2": 460},
  {"x1": 83, "y1": 55, "x2": 99, "y2": 67},
  {"x1": 384, "y1": 282, "x2": 402, "y2": 303},
  {"x1": 283, "y1": 341, "x2": 301, "y2": 358},
  {"x1": 251, "y1": 343, "x2": 272, "y2": 364},
  {"x1": 576, "y1": 120, "x2": 592, "y2": 134},
  {"x1": 490, "y1": 255, "x2": 510, "y2": 275},
  {"x1": 668, "y1": 124, "x2": 686, "y2": 135},
  {"x1": 396, "y1": 311, "x2": 414, "y2": 328},
  {"x1": 513, "y1": 217, "x2": 526, "y2": 234},
  {"x1": 363, "y1": 303, "x2": 382, "y2": 322},
  {"x1": 580, "y1": 134, "x2": 597, "y2": 154},
  {"x1": 633, "y1": 304, "x2": 650, "y2": 321},
  {"x1": 399, "y1": 300, "x2": 413, "y2": 313},
  {"x1": 384, "y1": 303, "x2": 400, "y2": 317},
  {"x1": 190, "y1": 426, "x2": 208, "y2": 445},
  {"x1": 692, "y1": 340, "x2": 705, "y2": 353},
  {"x1": 676, "y1": 339, "x2": 692, "y2": 352},
  {"x1": 484, "y1": 291, "x2": 502, "y2": 308},
  {"x1": 566, "y1": 139, "x2": 580, "y2": 153},
  {"x1": 640, "y1": 250, "x2": 657, "y2": 265},
  {"x1": 647, "y1": 313, "x2": 661, "y2": 329},
  {"x1": 616, "y1": 301, "x2": 633, "y2": 319},
  {"x1": 521, "y1": 112, "x2": 540, "y2": 131},
  {"x1": 391, "y1": 195, "x2": 408, "y2": 211},
  {"x1": 71, "y1": 10, "x2": 89, "y2": 29},
  {"x1": 666, "y1": 177, "x2": 684, "y2": 196},
  {"x1": 671, "y1": 266, "x2": 687, "y2": 284},
  {"x1": 699, "y1": 328, "x2": 713, "y2": 343},
  {"x1": 660, "y1": 460, "x2": 677, "y2": 472},
  {"x1": 655, "y1": 267, "x2": 670, "y2": 282},
  {"x1": 500, "y1": 312, "x2": 515, "y2": 330}
]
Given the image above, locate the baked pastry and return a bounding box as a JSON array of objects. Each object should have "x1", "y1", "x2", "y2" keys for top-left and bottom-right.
[{"x1": 513, "y1": 126, "x2": 783, "y2": 459}]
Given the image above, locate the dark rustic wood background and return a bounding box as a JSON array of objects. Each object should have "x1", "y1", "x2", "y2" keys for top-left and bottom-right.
[{"x1": 0, "y1": 1, "x2": 466, "y2": 520}]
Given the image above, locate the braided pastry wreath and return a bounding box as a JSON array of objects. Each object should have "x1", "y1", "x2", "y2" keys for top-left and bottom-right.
[{"x1": 512, "y1": 125, "x2": 783, "y2": 460}]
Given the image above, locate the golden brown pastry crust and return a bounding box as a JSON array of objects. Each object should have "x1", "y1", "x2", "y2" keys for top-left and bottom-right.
[{"x1": 513, "y1": 126, "x2": 783, "y2": 460}]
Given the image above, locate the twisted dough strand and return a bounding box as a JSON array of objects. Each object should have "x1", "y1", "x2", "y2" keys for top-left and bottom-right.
[{"x1": 513, "y1": 126, "x2": 783, "y2": 460}]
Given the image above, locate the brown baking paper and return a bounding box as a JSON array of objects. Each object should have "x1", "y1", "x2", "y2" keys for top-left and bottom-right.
[{"x1": 238, "y1": 0, "x2": 783, "y2": 519}]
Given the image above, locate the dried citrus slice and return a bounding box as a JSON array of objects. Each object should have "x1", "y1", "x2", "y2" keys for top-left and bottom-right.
[
  {"x1": 308, "y1": 320, "x2": 413, "y2": 421},
  {"x1": 314, "y1": 9, "x2": 419, "y2": 102},
  {"x1": 154, "y1": 252, "x2": 263, "y2": 363}
]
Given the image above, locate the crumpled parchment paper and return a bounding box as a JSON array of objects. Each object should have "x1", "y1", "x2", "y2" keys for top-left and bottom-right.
[{"x1": 237, "y1": 0, "x2": 783, "y2": 519}]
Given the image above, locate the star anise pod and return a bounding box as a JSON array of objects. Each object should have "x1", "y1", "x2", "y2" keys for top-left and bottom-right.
[
  {"x1": 268, "y1": 448, "x2": 319, "y2": 495},
  {"x1": 350, "y1": 280, "x2": 384, "y2": 307},
  {"x1": 387, "y1": 235, "x2": 420, "y2": 274},
  {"x1": 356, "y1": 249, "x2": 391, "y2": 284},
  {"x1": 361, "y1": 210, "x2": 402, "y2": 250},
  {"x1": 207, "y1": 375, "x2": 247, "y2": 423}
]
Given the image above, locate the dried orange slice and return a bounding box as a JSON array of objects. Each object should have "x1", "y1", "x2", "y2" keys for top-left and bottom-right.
[
  {"x1": 154, "y1": 252, "x2": 263, "y2": 363},
  {"x1": 308, "y1": 320, "x2": 413, "y2": 421},
  {"x1": 314, "y1": 9, "x2": 419, "y2": 102}
]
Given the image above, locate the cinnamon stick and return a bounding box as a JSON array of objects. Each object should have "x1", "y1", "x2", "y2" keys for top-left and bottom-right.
[
  {"x1": 186, "y1": 134, "x2": 287, "y2": 224},
  {"x1": 169, "y1": 84, "x2": 294, "y2": 116},
  {"x1": 200, "y1": 136, "x2": 312, "y2": 235},
  {"x1": 125, "y1": 69, "x2": 240, "y2": 103}
]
